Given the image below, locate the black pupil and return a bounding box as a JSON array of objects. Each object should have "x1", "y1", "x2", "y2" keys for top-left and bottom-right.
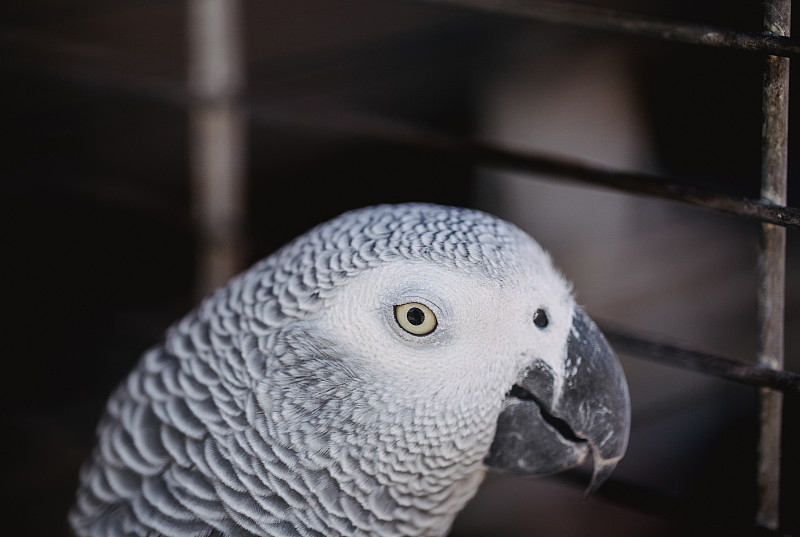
[
  {"x1": 407, "y1": 307, "x2": 425, "y2": 326},
  {"x1": 533, "y1": 309, "x2": 549, "y2": 328}
]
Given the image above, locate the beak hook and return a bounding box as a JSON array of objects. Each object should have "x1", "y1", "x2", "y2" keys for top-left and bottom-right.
[{"x1": 584, "y1": 441, "x2": 621, "y2": 498}]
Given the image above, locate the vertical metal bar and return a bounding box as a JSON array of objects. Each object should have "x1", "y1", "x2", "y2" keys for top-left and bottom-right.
[
  {"x1": 757, "y1": 0, "x2": 790, "y2": 530},
  {"x1": 188, "y1": 0, "x2": 246, "y2": 298}
]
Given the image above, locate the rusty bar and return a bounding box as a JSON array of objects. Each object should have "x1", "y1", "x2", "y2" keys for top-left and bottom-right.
[
  {"x1": 5, "y1": 20, "x2": 800, "y2": 233},
  {"x1": 756, "y1": 0, "x2": 790, "y2": 530},
  {"x1": 462, "y1": 140, "x2": 800, "y2": 229},
  {"x1": 188, "y1": 0, "x2": 246, "y2": 299},
  {"x1": 602, "y1": 328, "x2": 800, "y2": 394},
  {"x1": 247, "y1": 102, "x2": 800, "y2": 229},
  {"x1": 10, "y1": 34, "x2": 800, "y2": 232},
  {"x1": 413, "y1": 0, "x2": 800, "y2": 58}
]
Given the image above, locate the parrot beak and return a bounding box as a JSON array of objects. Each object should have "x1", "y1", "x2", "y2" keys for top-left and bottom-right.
[{"x1": 485, "y1": 308, "x2": 630, "y2": 493}]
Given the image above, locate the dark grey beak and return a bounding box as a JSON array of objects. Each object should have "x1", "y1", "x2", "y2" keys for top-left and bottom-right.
[{"x1": 485, "y1": 308, "x2": 630, "y2": 493}]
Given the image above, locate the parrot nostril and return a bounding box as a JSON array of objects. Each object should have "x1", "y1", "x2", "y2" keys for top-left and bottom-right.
[{"x1": 533, "y1": 308, "x2": 549, "y2": 329}]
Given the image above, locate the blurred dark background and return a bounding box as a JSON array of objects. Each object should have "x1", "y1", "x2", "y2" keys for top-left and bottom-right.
[{"x1": 1, "y1": 0, "x2": 798, "y2": 535}]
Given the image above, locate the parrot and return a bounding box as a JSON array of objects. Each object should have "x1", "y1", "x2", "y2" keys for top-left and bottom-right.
[{"x1": 70, "y1": 203, "x2": 630, "y2": 537}]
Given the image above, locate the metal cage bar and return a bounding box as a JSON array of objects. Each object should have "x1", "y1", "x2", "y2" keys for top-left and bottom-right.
[
  {"x1": 757, "y1": 0, "x2": 790, "y2": 529},
  {"x1": 188, "y1": 0, "x2": 247, "y2": 299},
  {"x1": 414, "y1": 0, "x2": 800, "y2": 58},
  {"x1": 603, "y1": 328, "x2": 799, "y2": 394}
]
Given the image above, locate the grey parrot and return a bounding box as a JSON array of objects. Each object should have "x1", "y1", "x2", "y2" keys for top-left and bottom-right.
[{"x1": 70, "y1": 203, "x2": 630, "y2": 537}]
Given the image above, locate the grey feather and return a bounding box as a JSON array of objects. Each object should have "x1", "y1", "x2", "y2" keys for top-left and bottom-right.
[{"x1": 70, "y1": 203, "x2": 623, "y2": 537}]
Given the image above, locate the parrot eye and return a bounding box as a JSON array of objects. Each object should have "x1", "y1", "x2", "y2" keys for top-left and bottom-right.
[
  {"x1": 533, "y1": 308, "x2": 549, "y2": 329},
  {"x1": 394, "y1": 302, "x2": 437, "y2": 336}
]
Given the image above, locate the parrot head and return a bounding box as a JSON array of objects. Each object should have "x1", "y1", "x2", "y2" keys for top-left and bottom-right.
[
  {"x1": 71, "y1": 203, "x2": 630, "y2": 537},
  {"x1": 251, "y1": 203, "x2": 630, "y2": 531}
]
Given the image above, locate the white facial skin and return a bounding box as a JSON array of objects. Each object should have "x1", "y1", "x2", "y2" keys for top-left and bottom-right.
[{"x1": 317, "y1": 240, "x2": 577, "y2": 421}]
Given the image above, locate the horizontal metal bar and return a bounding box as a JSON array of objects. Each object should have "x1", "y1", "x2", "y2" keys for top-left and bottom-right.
[
  {"x1": 463, "y1": 140, "x2": 800, "y2": 229},
  {"x1": 4, "y1": 0, "x2": 799, "y2": 60},
  {"x1": 245, "y1": 104, "x2": 800, "y2": 230},
  {"x1": 602, "y1": 327, "x2": 800, "y2": 394},
  {"x1": 7, "y1": 37, "x2": 800, "y2": 230},
  {"x1": 414, "y1": 0, "x2": 800, "y2": 59}
]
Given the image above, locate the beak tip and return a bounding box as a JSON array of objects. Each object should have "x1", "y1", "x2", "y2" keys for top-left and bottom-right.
[{"x1": 583, "y1": 450, "x2": 621, "y2": 498}]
